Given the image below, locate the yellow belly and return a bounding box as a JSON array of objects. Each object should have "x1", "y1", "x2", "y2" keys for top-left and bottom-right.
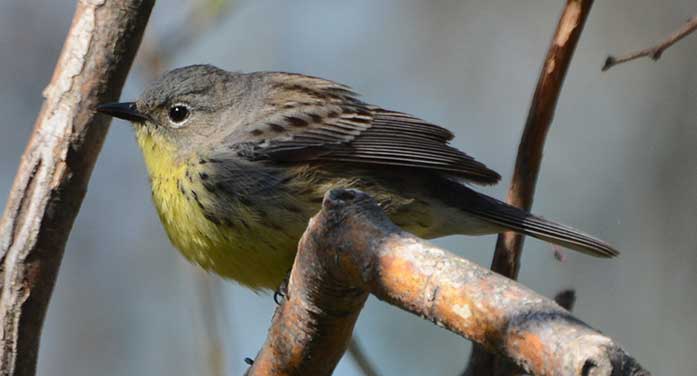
[
  {"x1": 136, "y1": 130, "x2": 297, "y2": 290},
  {"x1": 155, "y1": 174, "x2": 297, "y2": 289},
  {"x1": 135, "y1": 129, "x2": 448, "y2": 290}
]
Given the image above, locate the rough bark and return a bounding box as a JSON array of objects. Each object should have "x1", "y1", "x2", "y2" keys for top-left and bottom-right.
[
  {"x1": 247, "y1": 189, "x2": 650, "y2": 376},
  {"x1": 0, "y1": 1, "x2": 154, "y2": 375}
]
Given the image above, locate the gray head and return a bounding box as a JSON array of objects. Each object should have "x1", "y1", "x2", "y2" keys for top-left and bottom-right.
[{"x1": 97, "y1": 64, "x2": 254, "y2": 155}]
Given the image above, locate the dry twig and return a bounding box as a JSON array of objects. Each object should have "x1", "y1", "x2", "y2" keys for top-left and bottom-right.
[
  {"x1": 347, "y1": 337, "x2": 380, "y2": 376},
  {"x1": 492, "y1": 0, "x2": 595, "y2": 278},
  {"x1": 247, "y1": 189, "x2": 649, "y2": 376},
  {"x1": 0, "y1": 1, "x2": 154, "y2": 375},
  {"x1": 602, "y1": 15, "x2": 697, "y2": 71},
  {"x1": 468, "y1": 1, "x2": 596, "y2": 374}
]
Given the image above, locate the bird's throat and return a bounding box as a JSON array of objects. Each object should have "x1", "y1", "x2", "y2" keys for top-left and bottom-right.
[{"x1": 134, "y1": 127, "x2": 184, "y2": 182}]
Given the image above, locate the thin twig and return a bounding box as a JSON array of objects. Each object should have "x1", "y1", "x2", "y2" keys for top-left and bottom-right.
[
  {"x1": 342, "y1": 336, "x2": 380, "y2": 376},
  {"x1": 492, "y1": 0, "x2": 595, "y2": 278},
  {"x1": 0, "y1": 1, "x2": 154, "y2": 375},
  {"x1": 602, "y1": 15, "x2": 697, "y2": 71},
  {"x1": 347, "y1": 337, "x2": 381, "y2": 376},
  {"x1": 467, "y1": 1, "x2": 596, "y2": 375},
  {"x1": 247, "y1": 189, "x2": 650, "y2": 376}
]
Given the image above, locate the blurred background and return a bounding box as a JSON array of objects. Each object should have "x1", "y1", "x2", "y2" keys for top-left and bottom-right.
[{"x1": 1, "y1": 0, "x2": 696, "y2": 375}]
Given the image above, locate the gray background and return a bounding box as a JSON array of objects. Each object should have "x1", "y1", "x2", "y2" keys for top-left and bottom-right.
[{"x1": 1, "y1": 0, "x2": 695, "y2": 375}]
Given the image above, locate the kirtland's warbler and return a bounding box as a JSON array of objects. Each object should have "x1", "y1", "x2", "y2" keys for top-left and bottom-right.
[{"x1": 97, "y1": 65, "x2": 618, "y2": 290}]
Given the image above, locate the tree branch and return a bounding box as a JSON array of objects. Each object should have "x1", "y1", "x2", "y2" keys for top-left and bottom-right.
[
  {"x1": 602, "y1": 14, "x2": 697, "y2": 71},
  {"x1": 468, "y1": 1, "x2": 595, "y2": 374},
  {"x1": 347, "y1": 337, "x2": 380, "y2": 376},
  {"x1": 492, "y1": 0, "x2": 595, "y2": 278},
  {"x1": 247, "y1": 189, "x2": 649, "y2": 376},
  {"x1": 0, "y1": 1, "x2": 154, "y2": 375}
]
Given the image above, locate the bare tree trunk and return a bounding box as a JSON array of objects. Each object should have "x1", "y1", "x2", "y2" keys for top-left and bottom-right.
[
  {"x1": 0, "y1": 1, "x2": 154, "y2": 375},
  {"x1": 247, "y1": 189, "x2": 650, "y2": 376}
]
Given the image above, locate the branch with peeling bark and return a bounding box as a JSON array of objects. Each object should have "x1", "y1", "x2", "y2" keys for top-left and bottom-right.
[
  {"x1": 603, "y1": 14, "x2": 697, "y2": 71},
  {"x1": 0, "y1": 1, "x2": 154, "y2": 375},
  {"x1": 247, "y1": 189, "x2": 649, "y2": 376}
]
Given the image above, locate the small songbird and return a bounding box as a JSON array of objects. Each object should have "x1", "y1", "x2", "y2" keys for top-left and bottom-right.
[{"x1": 97, "y1": 65, "x2": 618, "y2": 290}]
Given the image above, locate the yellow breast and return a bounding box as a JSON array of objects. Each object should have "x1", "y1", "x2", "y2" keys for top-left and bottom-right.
[{"x1": 135, "y1": 129, "x2": 296, "y2": 290}]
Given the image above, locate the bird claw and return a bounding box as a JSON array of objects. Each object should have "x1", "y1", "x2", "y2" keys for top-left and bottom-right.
[
  {"x1": 273, "y1": 290, "x2": 284, "y2": 305},
  {"x1": 273, "y1": 275, "x2": 290, "y2": 305}
]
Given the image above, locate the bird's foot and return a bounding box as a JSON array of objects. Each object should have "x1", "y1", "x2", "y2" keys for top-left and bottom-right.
[{"x1": 273, "y1": 275, "x2": 290, "y2": 305}]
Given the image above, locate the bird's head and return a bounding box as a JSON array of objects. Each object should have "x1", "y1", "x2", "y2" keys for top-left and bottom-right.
[{"x1": 97, "y1": 64, "x2": 248, "y2": 160}]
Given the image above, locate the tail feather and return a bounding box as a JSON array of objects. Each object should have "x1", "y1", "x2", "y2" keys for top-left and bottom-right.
[
  {"x1": 437, "y1": 181, "x2": 619, "y2": 258},
  {"x1": 468, "y1": 201, "x2": 619, "y2": 257}
]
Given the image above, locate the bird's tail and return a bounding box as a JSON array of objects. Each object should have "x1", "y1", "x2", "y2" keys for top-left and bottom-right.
[{"x1": 436, "y1": 180, "x2": 619, "y2": 258}]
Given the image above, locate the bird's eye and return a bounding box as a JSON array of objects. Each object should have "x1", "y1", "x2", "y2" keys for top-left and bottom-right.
[{"x1": 168, "y1": 104, "x2": 190, "y2": 126}]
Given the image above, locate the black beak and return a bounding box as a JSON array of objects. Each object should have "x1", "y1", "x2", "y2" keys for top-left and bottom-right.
[{"x1": 96, "y1": 102, "x2": 148, "y2": 122}]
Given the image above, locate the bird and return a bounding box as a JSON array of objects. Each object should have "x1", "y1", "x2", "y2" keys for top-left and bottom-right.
[{"x1": 97, "y1": 64, "x2": 618, "y2": 290}]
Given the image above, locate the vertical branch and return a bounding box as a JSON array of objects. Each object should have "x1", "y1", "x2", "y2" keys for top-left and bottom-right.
[
  {"x1": 467, "y1": 1, "x2": 595, "y2": 375},
  {"x1": 0, "y1": 1, "x2": 155, "y2": 375},
  {"x1": 492, "y1": 0, "x2": 595, "y2": 278}
]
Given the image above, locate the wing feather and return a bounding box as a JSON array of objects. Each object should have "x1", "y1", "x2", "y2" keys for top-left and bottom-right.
[{"x1": 236, "y1": 72, "x2": 501, "y2": 184}]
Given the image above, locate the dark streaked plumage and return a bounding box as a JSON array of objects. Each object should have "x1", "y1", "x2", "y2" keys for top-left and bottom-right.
[
  {"x1": 97, "y1": 65, "x2": 618, "y2": 289},
  {"x1": 237, "y1": 72, "x2": 501, "y2": 184}
]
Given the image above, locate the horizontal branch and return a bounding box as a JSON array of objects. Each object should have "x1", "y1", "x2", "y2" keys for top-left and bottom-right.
[
  {"x1": 247, "y1": 189, "x2": 649, "y2": 376},
  {"x1": 603, "y1": 14, "x2": 697, "y2": 71}
]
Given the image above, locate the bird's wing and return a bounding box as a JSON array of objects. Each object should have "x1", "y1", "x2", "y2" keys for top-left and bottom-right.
[{"x1": 232, "y1": 72, "x2": 501, "y2": 185}]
